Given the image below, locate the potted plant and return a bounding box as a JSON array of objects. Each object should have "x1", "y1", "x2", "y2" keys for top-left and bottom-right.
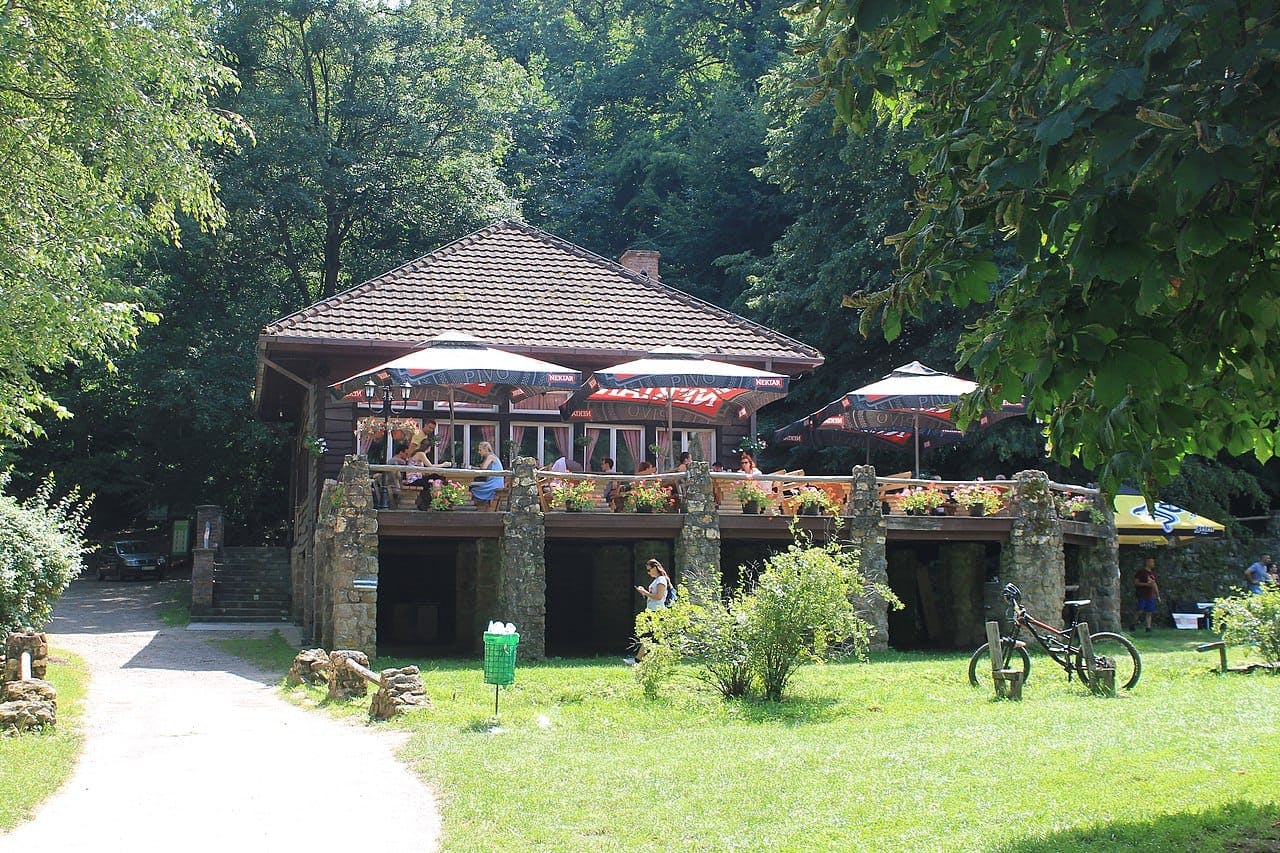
[
  {"x1": 1059, "y1": 494, "x2": 1097, "y2": 521},
  {"x1": 732, "y1": 481, "x2": 774, "y2": 514},
  {"x1": 950, "y1": 483, "x2": 1005, "y2": 517},
  {"x1": 793, "y1": 486, "x2": 837, "y2": 516},
  {"x1": 898, "y1": 486, "x2": 946, "y2": 516},
  {"x1": 548, "y1": 479, "x2": 596, "y2": 512},
  {"x1": 624, "y1": 481, "x2": 675, "y2": 513},
  {"x1": 427, "y1": 480, "x2": 467, "y2": 511}
]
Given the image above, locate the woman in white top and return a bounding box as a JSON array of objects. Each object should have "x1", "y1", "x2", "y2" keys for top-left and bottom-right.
[
  {"x1": 739, "y1": 452, "x2": 759, "y2": 477},
  {"x1": 624, "y1": 558, "x2": 673, "y2": 664},
  {"x1": 635, "y1": 558, "x2": 672, "y2": 610}
]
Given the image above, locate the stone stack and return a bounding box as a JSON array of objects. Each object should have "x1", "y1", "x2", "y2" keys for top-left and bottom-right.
[
  {"x1": 1, "y1": 632, "x2": 56, "y2": 734},
  {"x1": 286, "y1": 648, "x2": 333, "y2": 686},
  {"x1": 4, "y1": 632, "x2": 47, "y2": 682},
  {"x1": 369, "y1": 666, "x2": 431, "y2": 720},
  {"x1": 327, "y1": 650, "x2": 372, "y2": 700},
  {"x1": 1000, "y1": 471, "x2": 1065, "y2": 623},
  {"x1": 846, "y1": 465, "x2": 890, "y2": 650},
  {"x1": 501, "y1": 458, "x2": 546, "y2": 660},
  {"x1": 329, "y1": 457, "x2": 379, "y2": 655},
  {"x1": 676, "y1": 462, "x2": 721, "y2": 594}
]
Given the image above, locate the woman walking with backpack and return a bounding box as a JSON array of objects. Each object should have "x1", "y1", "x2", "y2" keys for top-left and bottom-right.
[{"x1": 623, "y1": 559, "x2": 674, "y2": 665}]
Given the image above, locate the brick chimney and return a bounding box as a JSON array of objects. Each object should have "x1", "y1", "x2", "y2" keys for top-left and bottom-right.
[{"x1": 618, "y1": 249, "x2": 660, "y2": 281}]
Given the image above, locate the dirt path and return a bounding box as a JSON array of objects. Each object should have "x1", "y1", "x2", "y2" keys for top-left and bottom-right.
[{"x1": 2, "y1": 579, "x2": 441, "y2": 852}]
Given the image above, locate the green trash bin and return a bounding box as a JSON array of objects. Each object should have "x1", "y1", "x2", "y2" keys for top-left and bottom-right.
[{"x1": 483, "y1": 631, "x2": 520, "y2": 686}]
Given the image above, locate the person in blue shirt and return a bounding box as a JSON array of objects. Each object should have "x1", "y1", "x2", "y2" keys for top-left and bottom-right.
[
  {"x1": 469, "y1": 441, "x2": 505, "y2": 510},
  {"x1": 1244, "y1": 555, "x2": 1273, "y2": 594}
]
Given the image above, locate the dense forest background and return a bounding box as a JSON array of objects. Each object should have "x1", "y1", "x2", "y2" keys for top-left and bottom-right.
[{"x1": 4, "y1": 0, "x2": 1275, "y2": 540}]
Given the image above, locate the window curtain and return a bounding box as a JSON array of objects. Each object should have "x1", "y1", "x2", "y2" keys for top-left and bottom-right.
[
  {"x1": 551, "y1": 425, "x2": 571, "y2": 464},
  {"x1": 585, "y1": 427, "x2": 604, "y2": 470},
  {"x1": 479, "y1": 424, "x2": 496, "y2": 449},
  {"x1": 356, "y1": 419, "x2": 376, "y2": 456},
  {"x1": 621, "y1": 428, "x2": 643, "y2": 473},
  {"x1": 656, "y1": 429, "x2": 674, "y2": 471},
  {"x1": 509, "y1": 425, "x2": 527, "y2": 463}
]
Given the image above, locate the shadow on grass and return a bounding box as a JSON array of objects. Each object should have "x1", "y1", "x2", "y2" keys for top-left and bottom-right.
[{"x1": 994, "y1": 800, "x2": 1280, "y2": 852}]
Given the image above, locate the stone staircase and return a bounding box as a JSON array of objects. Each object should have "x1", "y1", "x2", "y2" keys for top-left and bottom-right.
[{"x1": 193, "y1": 546, "x2": 292, "y2": 623}]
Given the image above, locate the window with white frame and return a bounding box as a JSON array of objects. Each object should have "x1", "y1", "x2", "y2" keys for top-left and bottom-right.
[
  {"x1": 656, "y1": 428, "x2": 716, "y2": 468},
  {"x1": 586, "y1": 425, "x2": 645, "y2": 473},
  {"x1": 509, "y1": 423, "x2": 574, "y2": 467},
  {"x1": 442, "y1": 421, "x2": 499, "y2": 467}
]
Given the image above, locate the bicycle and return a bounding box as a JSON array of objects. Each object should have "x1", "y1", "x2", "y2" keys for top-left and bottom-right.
[{"x1": 968, "y1": 583, "x2": 1141, "y2": 690}]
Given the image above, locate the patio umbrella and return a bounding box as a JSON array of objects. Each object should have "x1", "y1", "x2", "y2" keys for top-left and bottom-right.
[
  {"x1": 1113, "y1": 490, "x2": 1225, "y2": 546},
  {"x1": 773, "y1": 414, "x2": 966, "y2": 462},
  {"x1": 332, "y1": 331, "x2": 581, "y2": 463},
  {"x1": 559, "y1": 346, "x2": 790, "y2": 470},
  {"x1": 797, "y1": 361, "x2": 1025, "y2": 476}
]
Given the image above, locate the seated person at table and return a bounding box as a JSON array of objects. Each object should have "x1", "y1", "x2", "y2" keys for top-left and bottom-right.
[
  {"x1": 599, "y1": 457, "x2": 619, "y2": 509},
  {"x1": 469, "y1": 441, "x2": 504, "y2": 510}
]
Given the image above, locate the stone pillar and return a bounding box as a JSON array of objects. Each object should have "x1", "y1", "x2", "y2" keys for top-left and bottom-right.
[
  {"x1": 1000, "y1": 470, "x2": 1065, "y2": 625},
  {"x1": 311, "y1": 480, "x2": 339, "y2": 648},
  {"x1": 1077, "y1": 497, "x2": 1121, "y2": 632},
  {"x1": 330, "y1": 456, "x2": 379, "y2": 656},
  {"x1": 847, "y1": 465, "x2": 890, "y2": 650},
  {"x1": 501, "y1": 458, "x2": 546, "y2": 660},
  {"x1": 676, "y1": 461, "x2": 721, "y2": 594},
  {"x1": 940, "y1": 543, "x2": 986, "y2": 647},
  {"x1": 4, "y1": 631, "x2": 48, "y2": 682},
  {"x1": 191, "y1": 505, "x2": 223, "y2": 613}
]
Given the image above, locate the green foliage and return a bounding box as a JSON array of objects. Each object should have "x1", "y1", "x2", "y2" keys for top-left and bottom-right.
[
  {"x1": 0, "y1": 0, "x2": 243, "y2": 443},
  {"x1": 0, "y1": 475, "x2": 90, "y2": 634},
  {"x1": 1214, "y1": 587, "x2": 1280, "y2": 663},
  {"x1": 746, "y1": 539, "x2": 873, "y2": 700},
  {"x1": 795, "y1": 0, "x2": 1280, "y2": 494},
  {"x1": 642, "y1": 536, "x2": 887, "y2": 701}
]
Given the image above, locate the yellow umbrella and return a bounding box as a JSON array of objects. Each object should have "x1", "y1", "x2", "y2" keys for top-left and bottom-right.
[{"x1": 1113, "y1": 493, "x2": 1225, "y2": 545}]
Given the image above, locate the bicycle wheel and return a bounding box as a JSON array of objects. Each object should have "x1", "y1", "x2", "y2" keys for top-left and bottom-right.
[
  {"x1": 1074, "y1": 632, "x2": 1141, "y2": 689},
  {"x1": 968, "y1": 639, "x2": 1031, "y2": 689}
]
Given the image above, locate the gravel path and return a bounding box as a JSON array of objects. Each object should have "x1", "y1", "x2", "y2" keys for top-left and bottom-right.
[{"x1": 2, "y1": 579, "x2": 441, "y2": 852}]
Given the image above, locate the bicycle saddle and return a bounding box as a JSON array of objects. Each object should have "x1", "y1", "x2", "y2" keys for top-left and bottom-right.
[{"x1": 1063, "y1": 599, "x2": 1092, "y2": 608}]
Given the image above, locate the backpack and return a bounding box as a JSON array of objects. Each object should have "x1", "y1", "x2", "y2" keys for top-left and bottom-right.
[{"x1": 664, "y1": 579, "x2": 678, "y2": 607}]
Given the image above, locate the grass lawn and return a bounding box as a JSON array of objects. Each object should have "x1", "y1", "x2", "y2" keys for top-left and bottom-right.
[
  {"x1": 254, "y1": 629, "x2": 1280, "y2": 851},
  {"x1": 0, "y1": 648, "x2": 89, "y2": 831}
]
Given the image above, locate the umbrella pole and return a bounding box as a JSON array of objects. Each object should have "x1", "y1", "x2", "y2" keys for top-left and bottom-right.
[
  {"x1": 449, "y1": 387, "x2": 457, "y2": 466},
  {"x1": 667, "y1": 392, "x2": 674, "y2": 471},
  {"x1": 913, "y1": 413, "x2": 921, "y2": 478}
]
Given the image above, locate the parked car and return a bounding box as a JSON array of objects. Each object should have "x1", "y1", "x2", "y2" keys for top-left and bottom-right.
[{"x1": 97, "y1": 539, "x2": 167, "y2": 581}]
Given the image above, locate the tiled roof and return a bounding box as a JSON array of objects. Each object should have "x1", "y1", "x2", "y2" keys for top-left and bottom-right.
[{"x1": 261, "y1": 220, "x2": 822, "y2": 366}]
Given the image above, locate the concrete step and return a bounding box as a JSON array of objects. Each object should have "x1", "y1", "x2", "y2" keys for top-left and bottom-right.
[{"x1": 190, "y1": 612, "x2": 292, "y2": 624}]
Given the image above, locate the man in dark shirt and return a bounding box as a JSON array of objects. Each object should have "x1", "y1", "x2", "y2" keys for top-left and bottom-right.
[{"x1": 1134, "y1": 556, "x2": 1160, "y2": 633}]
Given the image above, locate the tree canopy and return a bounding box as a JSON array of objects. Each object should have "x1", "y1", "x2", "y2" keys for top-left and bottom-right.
[
  {"x1": 794, "y1": 0, "x2": 1280, "y2": 493},
  {"x1": 0, "y1": 0, "x2": 242, "y2": 442}
]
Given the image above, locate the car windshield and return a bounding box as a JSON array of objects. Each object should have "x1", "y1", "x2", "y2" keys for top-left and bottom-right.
[{"x1": 115, "y1": 540, "x2": 152, "y2": 555}]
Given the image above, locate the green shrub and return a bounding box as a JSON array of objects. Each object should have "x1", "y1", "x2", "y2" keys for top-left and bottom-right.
[
  {"x1": 1213, "y1": 588, "x2": 1280, "y2": 663},
  {"x1": 638, "y1": 536, "x2": 896, "y2": 702},
  {"x1": 745, "y1": 541, "x2": 876, "y2": 701},
  {"x1": 0, "y1": 474, "x2": 90, "y2": 634}
]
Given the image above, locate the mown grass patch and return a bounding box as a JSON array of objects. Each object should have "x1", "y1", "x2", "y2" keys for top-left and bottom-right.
[
  {"x1": 235, "y1": 629, "x2": 1280, "y2": 851},
  {"x1": 0, "y1": 648, "x2": 89, "y2": 831}
]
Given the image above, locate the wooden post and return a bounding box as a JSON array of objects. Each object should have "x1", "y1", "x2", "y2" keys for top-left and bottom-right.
[
  {"x1": 342, "y1": 655, "x2": 383, "y2": 687},
  {"x1": 1077, "y1": 622, "x2": 1113, "y2": 695},
  {"x1": 985, "y1": 621, "x2": 1006, "y2": 698},
  {"x1": 999, "y1": 668, "x2": 1023, "y2": 699}
]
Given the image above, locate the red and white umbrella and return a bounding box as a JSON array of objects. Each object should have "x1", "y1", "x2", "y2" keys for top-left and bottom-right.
[
  {"x1": 782, "y1": 362, "x2": 1024, "y2": 475},
  {"x1": 332, "y1": 331, "x2": 580, "y2": 463},
  {"x1": 560, "y1": 347, "x2": 790, "y2": 469}
]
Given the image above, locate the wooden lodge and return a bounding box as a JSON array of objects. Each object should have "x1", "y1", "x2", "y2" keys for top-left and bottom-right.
[{"x1": 248, "y1": 220, "x2": 1119, "y2": 658}]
